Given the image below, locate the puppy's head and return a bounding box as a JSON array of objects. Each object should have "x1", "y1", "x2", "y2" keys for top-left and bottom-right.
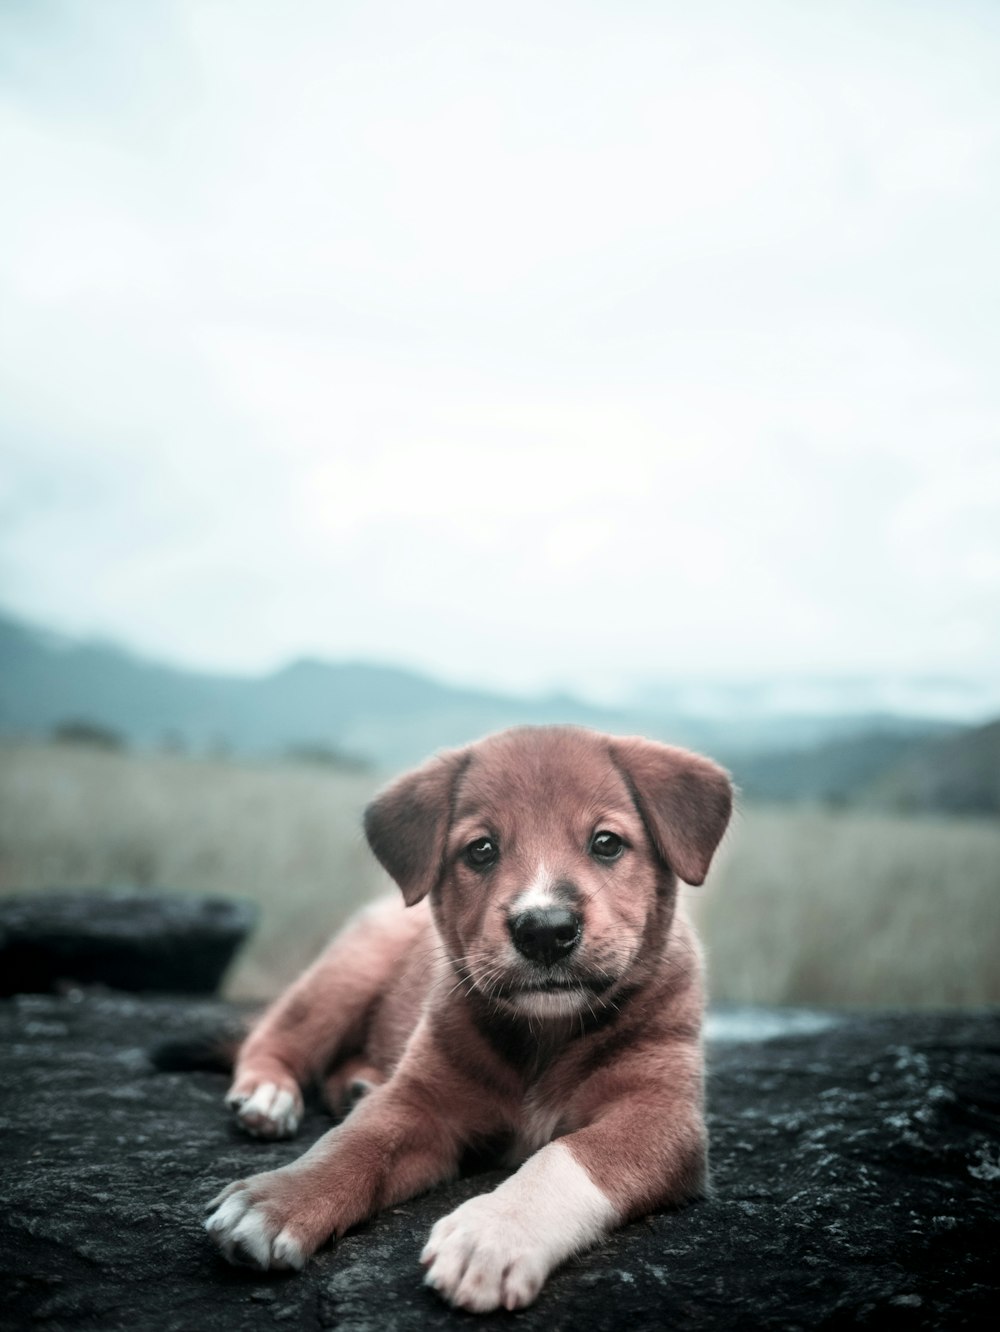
[{"x1": 364, "y1": 726, "x2": 731, "y2": 1018}]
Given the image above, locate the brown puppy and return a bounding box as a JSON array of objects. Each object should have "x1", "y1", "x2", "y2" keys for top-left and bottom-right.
[{"x1": 205, "y1": 725, "x2": 732, "y2": 1312}]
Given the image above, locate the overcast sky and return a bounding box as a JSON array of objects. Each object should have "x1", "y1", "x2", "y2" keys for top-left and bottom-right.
[{"x1": 1, "y1": 0, "x2": 998, "y2": 707}]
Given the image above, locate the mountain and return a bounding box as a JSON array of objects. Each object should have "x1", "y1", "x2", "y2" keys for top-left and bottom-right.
[
  {"x1": 0, "y1": 610, "x2": 966, "y2": 783},
  {"x1": 707, "y1": 719, "x2": 1000, "y2": 815},
  {"x1": 867, "y1": 719, "x2": 1000, "y2": 816},
  {"x1": 723, "y1": 729, "x2": 955, "y2": 805},
  {"x1": 0, "y1": 611, "x2": 701, "y2": 768}
]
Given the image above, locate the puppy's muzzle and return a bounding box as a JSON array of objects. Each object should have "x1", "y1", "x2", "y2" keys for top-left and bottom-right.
[{"x1": 508, "y1": 907, "x2": 581, "y2": 966}]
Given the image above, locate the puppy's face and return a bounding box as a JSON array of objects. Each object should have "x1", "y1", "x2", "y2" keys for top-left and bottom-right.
[
  {"x1": 438, "y1": 730, "x2": 658, "y2": 1017},
  {"x1": 365, "y1": 726, "x2": 732, "y2": 1020}
]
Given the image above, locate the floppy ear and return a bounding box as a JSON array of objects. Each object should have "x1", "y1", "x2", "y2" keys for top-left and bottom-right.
[
  {"x1": 363, "y1": 748, "x2": 470, "y2": 906},
  {"x1": 611, "y1": 737, "x2": 733, "y2": 885}
]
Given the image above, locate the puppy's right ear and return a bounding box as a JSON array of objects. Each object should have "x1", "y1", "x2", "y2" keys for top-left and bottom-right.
[{"x1": 363, "y1": 749, "x2": 470, "y2": 906}]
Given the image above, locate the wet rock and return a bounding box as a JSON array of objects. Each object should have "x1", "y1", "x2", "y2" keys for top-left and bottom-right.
[
  {"x1": 1, "y1": 994, "x2": 997, "y2": 1330},
  {"x1": 0, "y1": 890, "x2": 257, "y2": 996}
]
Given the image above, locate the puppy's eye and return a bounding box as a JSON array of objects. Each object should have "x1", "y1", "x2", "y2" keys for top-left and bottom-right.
[
  {"x1": 464, "y1": 837, "x2": 498, "y2": 869},
  {"x1": 591, "y1": 830, "x2": 624, "y2": 861}
]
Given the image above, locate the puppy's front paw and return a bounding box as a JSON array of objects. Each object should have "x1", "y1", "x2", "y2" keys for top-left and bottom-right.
[
  {"x1": 226, "y1": 1076, "x2": 303, "y2": 1140},
  {"x1": 421, "y1": 1194, "x2": 548, "y2": 1312},
  {"x1": 204, "y1": 1174, "x2": 311, "y2": 1271}
]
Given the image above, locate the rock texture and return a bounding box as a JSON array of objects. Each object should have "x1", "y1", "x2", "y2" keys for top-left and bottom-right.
[
  {"x1": 2, "y1": 992, "x2": 998, "y2": 1331},
  {"x1": 0, "y1": 891, "x2": 257, "y2": 997}
]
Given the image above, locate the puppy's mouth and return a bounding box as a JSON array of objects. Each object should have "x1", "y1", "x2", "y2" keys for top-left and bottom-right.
[
  {"x1": 491, "y1": 971, "x2": 617, "y2": 1000},
  {"x1": 522, "y1": 979, "x2": 584, "y2": 993}
]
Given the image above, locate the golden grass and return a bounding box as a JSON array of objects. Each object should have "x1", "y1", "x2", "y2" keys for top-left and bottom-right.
[
  {"x1": 690, "y1": 803, "x2": 1000, "y2": 1006},
  {"x1": 0, "y1": 742, "x2": 387, "y2": 998},
  {"x1": 2, "y1": 742, "x2": 998, "y2": 1006}
]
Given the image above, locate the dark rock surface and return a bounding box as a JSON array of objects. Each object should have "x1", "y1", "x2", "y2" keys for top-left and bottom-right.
[
  {"x1": 0, "y1": 891, "x2": 257, "y2": 997},
  {"x1": 2, "y1": 992, "x2": 998, "y2": 1331}
]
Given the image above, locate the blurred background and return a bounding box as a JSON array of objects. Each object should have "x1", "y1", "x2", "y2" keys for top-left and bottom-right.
[{"x1": 1, "y1": 0, "x2": 998, "y2": 1004}]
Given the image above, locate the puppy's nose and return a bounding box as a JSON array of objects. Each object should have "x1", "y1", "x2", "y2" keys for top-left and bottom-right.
[{"x1": 509, "y1": 907, "x2": 581, "y2": 966}]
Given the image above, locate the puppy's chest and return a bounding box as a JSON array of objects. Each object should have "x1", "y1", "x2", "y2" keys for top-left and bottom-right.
[{"x1": 505, "y1": 1092, "x2": 565, "y2": 1165}]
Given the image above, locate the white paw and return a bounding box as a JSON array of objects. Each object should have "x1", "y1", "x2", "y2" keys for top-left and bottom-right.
[
  {"x1": 204, "y1": 1186, "x2": 305, "y2": 1271},
  {"x1": 226, "y1": 1081, "x2": 302, "y2": 1139},
  {"x1": 421, "y1": 1194, "x2": 548, "y2": 1312}
]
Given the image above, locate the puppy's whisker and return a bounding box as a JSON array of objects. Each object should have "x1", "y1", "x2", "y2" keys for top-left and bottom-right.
[
  {"x1": 579, "y1": 863, "x2": 621, "y2": 907},
  {"x1": 449, "y1": 975, "x2": 480, "y2": 1001},
  {"x1": 472, "y1": 963, "x2": 510, "y2": 1000},
  {"x1": 439, "y1": 960, "x2": 481, "y2": 1001}
]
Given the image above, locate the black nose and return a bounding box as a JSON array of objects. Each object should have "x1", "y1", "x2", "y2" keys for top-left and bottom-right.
[{"x1": 509, "y1": 907, "x2": 581, "y2": 965}]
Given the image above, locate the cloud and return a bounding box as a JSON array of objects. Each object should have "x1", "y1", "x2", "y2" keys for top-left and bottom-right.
[{"x1": 0, "y1": 0, "x2": 998, "y2": 695}]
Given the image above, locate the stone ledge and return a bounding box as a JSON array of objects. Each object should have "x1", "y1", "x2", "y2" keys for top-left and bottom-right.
[{"x1": 2, "y1": 992, "x2": 998, "y2": 1330}]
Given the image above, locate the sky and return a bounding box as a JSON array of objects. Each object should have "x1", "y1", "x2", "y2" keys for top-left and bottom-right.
[{"x1": 1, "y1": 0, "x2": 999, "y2": 709}]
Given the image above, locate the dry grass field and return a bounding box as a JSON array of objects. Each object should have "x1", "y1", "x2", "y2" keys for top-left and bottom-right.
[
  {"x1": 0, "y1": 742, "x2": 388, "y2": 998},
  {"x1": 695, "y1": 804, "x2": 1000, "y2": 1006},
  {"x1": 2, "y1": 742, "x2": 998, "y2": 1006}
]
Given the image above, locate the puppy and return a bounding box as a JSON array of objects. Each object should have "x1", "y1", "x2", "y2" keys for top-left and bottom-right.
[{"x1": 204, "y1": 725, "x2": 732, "y2": 1312}]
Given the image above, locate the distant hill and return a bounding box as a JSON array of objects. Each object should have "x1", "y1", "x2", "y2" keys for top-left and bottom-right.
[
  {"x1": 720, "y1": 720, "x2": 1000, "y2": 815},
  {"x1": 867, "y1": 719, "x2": 1000, "y2": 816},
  {"x1": 725, "y1": 729, "x2": 953, "y2": 805},
  {"x1": 0, "y1": 610, "x2": 706, "y2": 768},
  {"x1": 0, "y1": 610, "x2": 969, "y2": 791}
]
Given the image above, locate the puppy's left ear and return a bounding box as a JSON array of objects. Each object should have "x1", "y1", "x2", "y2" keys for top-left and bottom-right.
[
  {"x1": 611, "y1": 737, "x2": 733, "y2": 885},
  {"x1": 363, "y1": 748, "x2": 471, "y2": 906}
]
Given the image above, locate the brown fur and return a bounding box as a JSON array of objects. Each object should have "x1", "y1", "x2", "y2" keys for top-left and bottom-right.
[{"x1": 208, "y1": 725, "x2": 732, "y2": 1304}]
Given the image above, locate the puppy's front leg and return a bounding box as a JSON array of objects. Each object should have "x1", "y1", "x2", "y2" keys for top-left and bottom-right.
[
  {"x1": 205, "y1": 1051, "x2": 481, "y2": 1270},
  {"x1": 226, "y1": 899, "x2": 419, "y2": 1139},
  {"x1": 421, "y1": 1139, "x2": 619, "y2": 1312},
  {"x1": 422, "y1": 1070, "x2": 707, "y2": 1313}
]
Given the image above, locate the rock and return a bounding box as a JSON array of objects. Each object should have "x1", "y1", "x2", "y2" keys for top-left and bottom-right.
[
  {"x1": 1, "y1": 993, "x2": 998, "y2": 1330},
  {"x1": 0, "y1": 890, "x2": 257, "y2": 996}
]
